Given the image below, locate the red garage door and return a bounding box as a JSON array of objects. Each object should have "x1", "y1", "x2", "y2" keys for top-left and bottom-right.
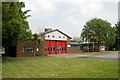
[
  {"x1": 44, "y1": 40, "x2": 49, "y2": 54},
  {"x1": 61, "y1": 41, "x2": 66, "y2": 54},
  {"x1": 49, "y1": 40, "x2": 56, "y2": 54},
  {"x1": 44, "y1": 40, "x2": 67, "y2": 54},
  {"x1": 57, "y1": 41, "x2": 61, "y2": 54}
]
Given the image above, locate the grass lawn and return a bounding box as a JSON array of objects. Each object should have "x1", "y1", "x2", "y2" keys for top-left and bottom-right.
[{"x1": 2, "y1": 56, "x2": 118, "y2": 78}]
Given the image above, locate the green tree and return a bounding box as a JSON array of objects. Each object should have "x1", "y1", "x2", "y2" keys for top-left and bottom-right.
[
  {"x1": 2, "y1": 2, "x2": 32, "y2": 56},
  {"x1": 31, "y1": 33, "x2": 43, "y2": 57},
  {"x1": 115, "y1": 21, "x2": 120, "y2": 50},
  {"x1": 73, "y1": 37, "x2": 82, "y2": 44},
  {"x1": 81, "y1": 18, "x2": 116, "y2": 51},
  {"x1": 115, "y1": 21, "x2": 120, "y2": 39},
  {"x1": 0, "y1": 2, "x2": 2, "y2": 47}
]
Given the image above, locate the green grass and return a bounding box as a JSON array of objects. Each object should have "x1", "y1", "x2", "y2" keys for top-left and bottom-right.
[{"x1": 2, "y1": 56, "x2": 118, "y2": 78}]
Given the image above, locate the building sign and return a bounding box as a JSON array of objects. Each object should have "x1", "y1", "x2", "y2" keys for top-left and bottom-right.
[{"x1": 67, "y1": 45, "x2": 71, "y2": 48}]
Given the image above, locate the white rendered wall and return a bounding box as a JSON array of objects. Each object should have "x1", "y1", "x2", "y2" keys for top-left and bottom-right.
[{"x1": 45, "y1": 31, "x2": 67, "y2": 41}]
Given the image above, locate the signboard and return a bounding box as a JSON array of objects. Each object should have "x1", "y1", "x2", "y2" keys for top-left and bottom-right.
[{"x1": 67, "y1": 45, "x2": 71, "y2": 48}]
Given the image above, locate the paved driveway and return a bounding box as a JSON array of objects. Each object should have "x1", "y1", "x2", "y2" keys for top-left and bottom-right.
[{"x1": 48, "y1": 52, "x2": 119, "y2": 61}]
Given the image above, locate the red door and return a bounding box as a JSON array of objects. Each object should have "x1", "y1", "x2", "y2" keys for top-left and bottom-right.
[
  {"x1": 61, "y1": 41, "x2": 66, "y2": 54},
  {"x1": 57, "y1": 41, "x2": 61, "y2": 54},
  {"x1": 44, "y1": 40, "x2": 50, "y2": 54},
  {"x1": 49, "y1": 40, "x2": 56, "y2": 54},
  {"x1": 44, "y1": 40, "x2": 67, "y2": 54}
]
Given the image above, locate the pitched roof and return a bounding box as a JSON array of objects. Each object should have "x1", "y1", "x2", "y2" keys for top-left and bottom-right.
[{"x1": 43, "y1": 29, "x2": 72, "y2": 39}]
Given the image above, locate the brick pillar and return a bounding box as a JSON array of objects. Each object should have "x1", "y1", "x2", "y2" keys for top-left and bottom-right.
[
  {"x1": 39, "y1": 34, "x2": 45, "y2": 54},
  {"x1": 67, "y1": 37, "x2": 71, "y2": 54}
]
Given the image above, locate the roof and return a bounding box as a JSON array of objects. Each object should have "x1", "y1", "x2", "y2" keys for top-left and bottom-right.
[
  {"x1": 43, "y1": 29, "x2": 72, "y2": 39},
  {"x1": 70, "y1": 40, "x2": 79, "y2": 45},
  {"x1": 17, "y1": 39, "x2": 32, "y2": 43},
  {"x1": 70, "y1": 42, "x2": 79, "y2": 45}
]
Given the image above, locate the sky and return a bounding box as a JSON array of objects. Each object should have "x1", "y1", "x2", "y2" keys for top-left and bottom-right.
[{"x1": 20, "y1": 0, "x2": 119, "y2": 38}]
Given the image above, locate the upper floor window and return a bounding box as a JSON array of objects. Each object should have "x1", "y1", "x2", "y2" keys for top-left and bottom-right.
[
  {"x1": 63, "y1": 36, "x2": 65, "y2": 39},
  {"x1": 48, "y1": 35, "x2": 50, "y2": 37},
  {"x1": 59, "y1": 36, "x2": 61, "y2": 38},
  {"x1": 52, "y1": 36, "x2": 54, "y2": 38}
]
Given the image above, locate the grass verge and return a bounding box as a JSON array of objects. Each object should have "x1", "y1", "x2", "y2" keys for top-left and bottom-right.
[{"x1": 2, "y1": 56, "x2": 118, "y2": 78}]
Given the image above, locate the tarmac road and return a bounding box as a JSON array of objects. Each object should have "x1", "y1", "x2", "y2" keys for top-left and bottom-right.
[{"x1": 48, "y1": 51, "x2": 119, "y2": 61}]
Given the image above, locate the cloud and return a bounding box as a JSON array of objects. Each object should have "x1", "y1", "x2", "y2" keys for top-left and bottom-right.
[
  {"x1": 21, "y1": 0, "x2": 55, "y2": 11},
  {"x1": 54, "y1": 0, "x2": 119, "y2": 3},
  {"x1": 33, "y1": 0, "x2": 55, "y2": 12},
  {"x1": 21, "y1": 0, "x2": 56, "y2": 17},
  {"x1": 20, "y1": 0, "x2": 118, "y2": 37}
]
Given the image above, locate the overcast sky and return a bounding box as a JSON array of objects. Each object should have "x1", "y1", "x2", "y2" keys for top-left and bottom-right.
[{"x1": 20, "y1": 0, "x2": 119, "y2": 38}]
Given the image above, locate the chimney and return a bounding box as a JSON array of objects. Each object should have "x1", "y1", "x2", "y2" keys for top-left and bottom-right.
[{"x1": 44, "y1": 28, "x2": 52, "y2": 32}]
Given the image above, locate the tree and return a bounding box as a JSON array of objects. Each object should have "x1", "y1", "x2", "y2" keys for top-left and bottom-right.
[
  {"x1": 0, "y1": 3, "x2": 2, "y2": 47},
  {"x1": 115, "y1": 21, "x2": 120, "y2": 50},
  {"x1": 73, "y1": 37, "x2": 82, "y2": 44},
  {"x1": 115, "y1": 21, "x2": 120, "y2": 40},
  {"x1": 81, "y1": 18, "x2": 116, "y2": 51},
  {"x1": 31, "y1": 33, "x2": 43, "y2": 57},
  {"x1": 2, "y1": 2, "x2": 32, "y2": 56}
]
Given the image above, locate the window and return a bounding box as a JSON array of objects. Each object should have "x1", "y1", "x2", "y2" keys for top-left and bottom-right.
[
  {"x1": 51, "y1": 47, "x2": 52, "y2": 51},
  {"x1": 59, "y1": 47, "x2": 61, "y2": 51},
  {"x1": 48, "y1": 47, "x2": 50, "y2": 51},
  {"x1": 53, "y1": 47, "x2": 55, "y2": 51},
  {"x1": 62, "y1": 47, "x2": 64, "y2": 51},
  {"x1": 45, "y1": 47, "x2": 46, "y2": 51},
  {"x1": 52, "y1": 36, "x2": 54, "y2": 38},
  {"x1": 63, "y1": 36, "x2": 65, "y2": 38},
  {"x1": 23, "y1": 46, "x2": 34, "y2": 53},
  {"x1": 48, "y1": 35, "x2": 50, "y2": 37},
  {"x1": 47, "y1": 47, "x2": 52, "y2": 51},
  {"x1": 57, "y1": 48, "x2": 59, "y2": 51},
  {"x1": 59, "y1": 36, "x2": 61, "y2": 38}
]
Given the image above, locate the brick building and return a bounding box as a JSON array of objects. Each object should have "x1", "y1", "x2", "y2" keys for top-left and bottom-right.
[{"x1": 16, "y1": 28, "x2": 72, "y2": 57}]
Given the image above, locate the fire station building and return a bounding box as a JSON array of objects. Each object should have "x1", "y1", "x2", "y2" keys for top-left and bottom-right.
[
  {"x1": 16, "y1": 28, "x2": 72, "y2": 57},
  {"x1": 44, "y1": 29, "x2": 71, "y2": 54}
]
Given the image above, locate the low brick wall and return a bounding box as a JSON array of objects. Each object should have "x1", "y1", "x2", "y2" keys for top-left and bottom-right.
[{"x1": 71, "y1": 50, "x2": 82, "y2": 53}]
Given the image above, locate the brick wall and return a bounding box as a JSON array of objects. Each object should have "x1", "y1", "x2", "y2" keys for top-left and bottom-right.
[
  {"x1": 71, "y1": 50, "x2": 82, "y2": 53},
  {"x1": 16, "y1": 39, "x2": 44, "y2": 57},
  {"x1": 17, "y1": 40, "x2": 33, "y2": 57},
  {"x1": 67, "y1": 37, "x2": 71, "y2": 53}
]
